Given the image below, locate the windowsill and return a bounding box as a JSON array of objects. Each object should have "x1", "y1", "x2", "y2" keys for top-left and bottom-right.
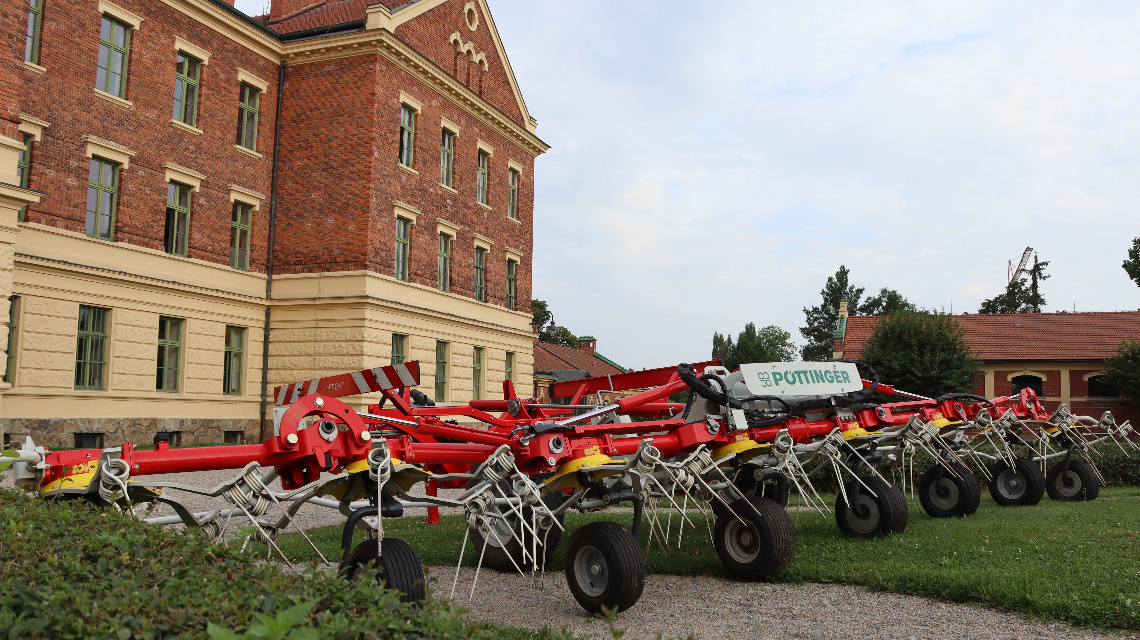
[
  {"x1": 93, "y1": 88, "x2": 133, "y2": 108},
  {"x1": 171, "y1": 119, "x2": 203, "y2": 135},
  {"x1": 507, "y1": 215, "x2": 520, "y2": 225},
  {"x1": 23, "y1": 60, "x2": 46, "y2": 74},
  {"x1": 234, "y1": 144, "x2": 263, "y2": 159},
  {"x1": 476, "y1": 202, "x2": 492, "y2": 211},
  {"x1": 397, "y1": 163, "x2": 418, "y2": 176},
  {"x1": 440, "y1": 183, "x2": 458, "y2": 194}
]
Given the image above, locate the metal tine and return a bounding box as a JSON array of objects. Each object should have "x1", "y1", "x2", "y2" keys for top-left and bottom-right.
[
  {"x1": 645, "y1": 465, "x2": 700, "y2": 531},
  {"x1": 469, "y1": 528, "x2": 492, "y2": 601},
  {"x1": 449, "y1": 524, "x2": 471, "y2": 600},
  {"x1": 235, "y1": 501, "x2": 297, "y2": 572},
  {"x1": 784, "y1": 447, "x2": 828, "y2": 516}
]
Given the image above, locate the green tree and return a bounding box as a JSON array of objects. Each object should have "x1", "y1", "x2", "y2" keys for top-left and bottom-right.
[
  {"x1": 859, "y1": 288, "x2": 917, "y2": 316},
  {"x1": 1105, "y1": 339, "x2": 1140, "y2": 404},
  {"x1": 1124, "y1": 238, "x2": 1140, "y2": 288},
  {"x1": 859, "y1": 311, "x2": 979, "y2": 397},
  {"x1": 712, "y1": 323, "x2": 796, "y2": 370},
  {"x1": 979, "y1": 255, "x2": 1049, "y2": 314},
  {"x1": 531, "y1": 299, "x2": 578, "y2": 347},
  {"x1": 800, "y1": 265, "x2": 865, "y2": 361}
]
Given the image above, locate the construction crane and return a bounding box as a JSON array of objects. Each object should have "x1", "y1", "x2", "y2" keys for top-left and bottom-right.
[{"x1": 1008, "y1": 246, "x2": 1034, "y2": 284}]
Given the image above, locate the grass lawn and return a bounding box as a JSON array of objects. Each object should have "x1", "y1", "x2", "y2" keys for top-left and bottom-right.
[{"x1": 264, "y1": 486, "x2": 1140, "y2": 630}]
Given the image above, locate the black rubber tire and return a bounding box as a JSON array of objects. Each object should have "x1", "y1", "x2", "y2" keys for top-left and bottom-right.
[
  {"x1": 713, "y1": 496, "x2": 796, "y2": 579},
  {"x1": 883, "y1": 480, "x2": 909, "y2": 534},
  {"x1": 988, "y1": 457, "x2": 1045, "y2": 506},
  {"x1": 564, "y1": 521, "x2": 646, "y2": 614},
  {"x1": 342, "y1": 537, "x2": 425, "y2": 604},
  {"x1": 918, "y1": 462, "x2": 979, "y2": 518},
  {"x1": 1046, "y1": 459, "x2": 1099, "y2": 502},
  {"x1": 468, "y1": 492, "x2": 564, "y2": 572},
  {"x1": 834, "y1": 476, "x2": 904, "y2": 538}
]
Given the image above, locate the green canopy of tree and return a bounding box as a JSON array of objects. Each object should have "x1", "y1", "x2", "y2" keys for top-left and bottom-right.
[
  {"x1": 1105, "y1": 339, "x2": 1140, "y2": 404},
  {"x1": 859, "y1": 311, "x2": 979, "y2": 397},
  {"x1": 860, "y1": 288, "x2": 917, "y2": 316},
  {"x1": 1124, "y1": 238, "x2": 1140, "y2": 288},
  {"x1": 712, "y1": 323, "x2": 796, "y2": 370},
  {"x1": 979, "y1": 255, "x2": 1049, "y2": 314},
  {"x1": 531, "y1": 300, "x2": 578, "y2": 348},
  {"x1": 800, "y1": 266, "x2": 864, "y2": 361}
]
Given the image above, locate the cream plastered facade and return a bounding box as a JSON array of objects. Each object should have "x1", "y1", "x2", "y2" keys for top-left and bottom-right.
[{"x1": 0, "y1": 222, "x2": 534, "y2": 444}]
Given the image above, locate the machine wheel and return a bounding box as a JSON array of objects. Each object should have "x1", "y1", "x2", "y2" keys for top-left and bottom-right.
[
  {"x1": 988, "y1": 457, "x2": 1045, "y2": 506},
  {"x1": 918, "y1": 463, "x2": 979, "y2": 518},
  {"x1": 565, "y1": 521, "x2": 645, "y2": 614},
  {"x1": 713, "y1": 496, "x2": 796, "y2": 579},
  {"x1": 468, "y1": 492, "x2": 564, "y2": 572},
  {"x1": 1046, "y1": 460, "x2": 1099, "y2": 502},
  {"x1": 342, "y1": 537, "x2": 426, "y2": 604},
  {"x1": 835, "y1": 477, "x2": 905, "y2": 538}
]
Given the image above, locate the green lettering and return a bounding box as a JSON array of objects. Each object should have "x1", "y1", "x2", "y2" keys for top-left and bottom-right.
[
  {"x1": 784, "y1": 370, "x2": 796, "y2": 385},
  {"x1": 841, "y1": 371, "x2": 851, "y2": 383},
  {"x1": 773, "y1": 371, "x2": 784, "y2": 386},
  {"x1": 824, "y1": 370, "x2": 835, "y2": 383},
  {"x1": 798, "y1": 371, "x2": 809, "y2": 384}
]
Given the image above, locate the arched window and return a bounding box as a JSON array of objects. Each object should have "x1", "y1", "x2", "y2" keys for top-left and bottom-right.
[
  {"x1": 1011, "y1": 375, "x2": 1043, "y2": 397},
  {"x1": 1087, "y1": 375, "x2": 1119, "y2": 399}
]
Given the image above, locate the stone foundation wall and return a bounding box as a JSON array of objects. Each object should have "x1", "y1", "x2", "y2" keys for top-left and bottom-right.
[{"x1": 1, "y1": 417, "x2": 259, "y2": 449}]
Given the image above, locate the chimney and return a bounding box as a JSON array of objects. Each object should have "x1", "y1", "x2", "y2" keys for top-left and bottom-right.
[
  {"x1": 269, "y1": 0, "x2": 317, "y2": 22},
  {"x1": 831, "y1": 298, "x2": 849, "y2": 360},
  {"x1": 577, "y1": 336, "x2": 597, "y2": 356}
]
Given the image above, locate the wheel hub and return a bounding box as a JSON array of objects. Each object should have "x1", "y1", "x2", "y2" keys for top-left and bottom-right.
[
  {"x1": 724, "y1": 518, "x2": 761, "y2": 564},
  {"x1": 1055, "y1": 471, "x2": 1082, "y2": 497},
  {"x1": 929, "y1": 478, "x2": 960, "y2": 510},
  {"x1": 573, "y1": 544, "x2": 609, "y2": 597},
  {"x1": 996, "y1": 469, "x2": 1027, "y2": 500},
  {"x1": 845, "y1": 494, "x2": 880, "y2": 533}
]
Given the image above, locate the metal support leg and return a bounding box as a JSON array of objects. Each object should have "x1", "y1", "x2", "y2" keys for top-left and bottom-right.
[{"x1": 424, "y1": 480, "x2": 441, "y2": 525}]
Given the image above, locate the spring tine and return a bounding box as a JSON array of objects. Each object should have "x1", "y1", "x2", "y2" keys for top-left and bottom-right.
[
  {"x1": 469, "y1": 528, "x2": 492, "y2": 601},
  {"x1": 450, "y1": 524, "x2": 471, "y2": 599},
  {"x1": 236, "y1": 502, "x2": 296, "y2": 572},
  {"x1": 647, "y1": 472, "x2": 698, "y2": 531},
  {"x1": 677, "y1": 494, "x2": 689, "y2": 549},
  {"x1": 262, "y1": 487, "x2": 329, "y2": 566}
]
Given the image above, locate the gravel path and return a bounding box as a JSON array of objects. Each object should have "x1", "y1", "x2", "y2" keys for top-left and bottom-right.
[
  {"x1": 433, "y1": 566, "x2": 1129, "y2": 640},
  {"x1": 4, "y1": 470, "x2": 1134, "y2": 639}
]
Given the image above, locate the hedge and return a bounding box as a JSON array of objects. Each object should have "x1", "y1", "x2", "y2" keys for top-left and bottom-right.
[{"x1": 0, "y1": 489, "x2": 574, "y2": 640}]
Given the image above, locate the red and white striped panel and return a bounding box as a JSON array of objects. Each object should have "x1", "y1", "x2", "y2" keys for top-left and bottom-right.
[{"x1": 273, "y1": 361, "x2": 420, "y2": 406}]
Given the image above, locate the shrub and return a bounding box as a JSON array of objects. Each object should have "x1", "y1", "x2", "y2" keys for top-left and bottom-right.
[{"x1": 0, "y1": 489, "x2": 570, "y2": 639}]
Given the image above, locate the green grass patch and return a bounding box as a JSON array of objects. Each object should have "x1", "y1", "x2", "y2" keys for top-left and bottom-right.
[{"x1": 270, "y1": 487, "x2": 1140, "y2": 630}]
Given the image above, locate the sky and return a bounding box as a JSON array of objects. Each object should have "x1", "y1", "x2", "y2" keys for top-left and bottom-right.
[{"x1": 237, "y1": 0, "x2": 1140, "y2": 371}]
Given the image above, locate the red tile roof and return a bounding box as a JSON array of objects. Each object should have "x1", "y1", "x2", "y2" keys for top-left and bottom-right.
[
  {"x1": 258, "y1": 0, "x2": 371, "y2": 34},
  {"x1": 841, "y1": 311, "x2": 1140, "y2": 362},
  {"x1": 534, "y1": 342, "x2": 626, "y2": 378}
]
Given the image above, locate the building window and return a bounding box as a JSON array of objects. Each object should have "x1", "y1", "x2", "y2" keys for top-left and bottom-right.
[
  {"x1": 223, "y1": 430, "x2": 245, "y2": 445},
  {"x1": 438, "y1": 233, "x2": 451, "y2": 292},
  {"x1": 440, "y1": 129, "x2": 454, "y2": 187},
  {"x1": 230, "y1": 202, "x2": 252, "y2": 270},
  {"x1": 223, "y1": 325, "x2": 244, "y2": 396},
  {"x1": 1087, "y1": 375, "x2": 1119, "y2": 399},
  {"x1": 508, "y1": 168, "x2": 519, "y2": 219},
  {"x1": 85, "y1": 158, "x2": 119, "y2": 240},
  {"x1": 1010, "y1": 375, "x2": 1043, "y2": 397},
  {"x1": 75, "y1": 305, "x2": 109, "y2": 390},
  {"x1": 506, "y1": 258, "x2": 517, "y2": 310},
  {"x1": 505, "y1": 351, "x2": 514, "y2": 382},
  {"x1": 74, "y1": 433, "x2": 104, "y2": 449},
  {"x1": 434, "y1": 340, "x2": 448, "y2": 402},
  {"x1": 17, "y1": 134, "x2": 32, "y2": 222},
  {"x1": 399, "y1": 104, "x2": 415, "y2": 168},
  {"x1": 165, "y1": 182, "x2": 192, "y2": 257},
  {"x1": 476, "y1": 150, "x2": 489, "y2": 204},
  {"x1": 173, "y1": 53, "x2": 202, "y2": 128},
  {"x1": 156, "y1": 317, "x2": 182, "y2": 393},
  {"x1": 96, "y1": 16, "x2": 132, "y2": 98},
  {"x1": 391, "y1": 333, "x2": 406, "y2": 365},
  {"x1": 236, "y1": 83, "x2": 260, "y2": 151},
  {"x1": 472, "y1": 346, "x2": 483, "y2": 400},
  {"x1": 474, "y1": 246, "x2": 487, "y2": 302},
  {"x1": 394, "y1": 217, "x2": 410, "y2": 281},
  {"x1": 25, "y1": 0, "x2": 44, "y2": 64},
  {"x1": 4, "y1": 296, "x2": 20, "y2": 386}
]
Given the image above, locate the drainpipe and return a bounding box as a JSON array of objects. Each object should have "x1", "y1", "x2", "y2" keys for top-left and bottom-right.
[{"x1": 258, "y1": 61, "x2": 287, "y2": 442}]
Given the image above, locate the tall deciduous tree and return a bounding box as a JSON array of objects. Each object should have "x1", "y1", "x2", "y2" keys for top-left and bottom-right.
[
  {"x1": 1105, "y1": 339, "x2": 1140, "y2": 404},
  {"x1": 1124, "y1": 238, "x2": 1140, "y2": 288},
  {"x1": 531, "y1": 300, "x2": 578, "y2": 347},
  {"x1": 860, "y1": 288, "x2": 917, "y2": 316},
  {"x1": 859, "y1": 311, "x2": 979, "y2": 397},
  {"x1": 712, "y1": 323, "x2": 796, "y2": 370},
  {"x1": 800, "y1": 266, "x2": 864, "y2": 361}
]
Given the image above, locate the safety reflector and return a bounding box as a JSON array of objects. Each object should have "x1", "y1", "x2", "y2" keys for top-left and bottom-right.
[{"x1": 273, "y1": 361, "x2": 420, "y2": 405}]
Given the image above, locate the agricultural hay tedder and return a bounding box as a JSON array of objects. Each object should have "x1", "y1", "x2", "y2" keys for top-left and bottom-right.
[{"x1": 1, "y1": 358, "x2": 1135, "y2": 614}]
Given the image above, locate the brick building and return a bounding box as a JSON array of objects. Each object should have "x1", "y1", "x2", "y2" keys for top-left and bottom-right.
[
  {"x1": 532, "y1": 337, "x2": 628, "y2": 403},
  {"x1": 0, "y1": 0, "x2": 547, "y2": 448},
  {"x1": 833, "y1": 308, "x2": 1140, "y2": 423}
]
